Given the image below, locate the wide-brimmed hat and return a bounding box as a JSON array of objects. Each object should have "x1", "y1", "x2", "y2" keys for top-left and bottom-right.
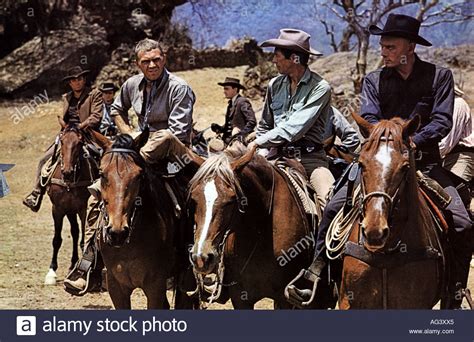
[
  {"x1": 62, "y1": 66, "x2": 90, "y2": 82},
  {"x1": 99, "y1": 82, "x2": 119, "y2": 92},
  {"x1": 260, "y1": 28, "x2": 323, "y2": 56},
  {"x1": 369, "y1": 14, "x2": 432, "y2": 46},
  {"x1": 217, "y1": 77, "x2": 246, "y2": 90}
]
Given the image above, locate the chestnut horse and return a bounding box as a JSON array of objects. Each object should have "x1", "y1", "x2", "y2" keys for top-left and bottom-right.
[
  {"x1": 44, "y1": 120, "x2": 99, "y2": 285},
  {"x1": 90, "y1": 130, "x2": 197, "y2": 309},
  {"x1": 338, "y1": 115, "x2": 444, "y2": 309},
  {"x1": 188, "y1": 142, "x2": 315, "y2": 309}
]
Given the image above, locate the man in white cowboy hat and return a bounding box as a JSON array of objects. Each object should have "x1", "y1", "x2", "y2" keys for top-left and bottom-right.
[
  {"x1": 211, "y1": 77, "x2": 256, "y2": 144},
  {"x1": 249, "y1": 28, "x2": 334, "y2": 211},
  {"x1": 23, "y1": 66, "x2": 103, "y2": 212},
  {"x1": 98, "y1": 82, "x2": 119, "y2": 137},
  {"x1": 287, "y1": 14, "x2": 471, "y2": 309}
]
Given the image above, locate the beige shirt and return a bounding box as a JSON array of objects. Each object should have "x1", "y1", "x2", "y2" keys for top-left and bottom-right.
[{"x1": 439, "y1": 97, "x2": 473, "y2": 157}]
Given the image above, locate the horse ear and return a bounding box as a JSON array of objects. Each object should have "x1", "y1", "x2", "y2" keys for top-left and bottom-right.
[
  {"x1": 403, "y1": 114, "x2": 421, "y2": 140},
  {"x1": 231, "y1": 144, "x2": 257, "y2": 173},
  {"x1": 323, "y1": 134, "x2": 336, "y2": 153},
  {"x1": 88, "y1": 129, "x2": 112, "y2": 151},
  {"x1": 351, "y1": 112, "x2": 373, "y2": 139},
  {"x1": 134, "y1": 127, "x2": 150, "y2": 150},
  {"x1": 57, "y1": 116, "x2": 67, "y2": 129}
]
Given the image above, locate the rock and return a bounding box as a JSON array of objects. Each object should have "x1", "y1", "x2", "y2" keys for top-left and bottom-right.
[{"x1": 0, "y1": 25, "x2": 109, "y2": 97}]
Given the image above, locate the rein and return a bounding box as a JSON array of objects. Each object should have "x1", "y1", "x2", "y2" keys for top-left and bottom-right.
[{"x1": 101, "y1": 148, "x2": 144, "y2": 245}]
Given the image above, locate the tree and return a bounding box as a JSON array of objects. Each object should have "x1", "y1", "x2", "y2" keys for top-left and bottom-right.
[{"x1": 319, "y1": 0, "x2": 473, "y2": 93}]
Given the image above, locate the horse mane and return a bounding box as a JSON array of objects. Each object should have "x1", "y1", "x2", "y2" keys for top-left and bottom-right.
[
  {"x1": 364, "y1": 118, "x2": 406, "y2": 153},
  {"x1": 189, "y1": 142, "x2": 247, "y2": 194}
]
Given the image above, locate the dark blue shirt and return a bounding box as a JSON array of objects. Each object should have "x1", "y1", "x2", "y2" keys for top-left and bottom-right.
[{"x1": 360, "y1": 55, "x2": 454, "y2": 161}]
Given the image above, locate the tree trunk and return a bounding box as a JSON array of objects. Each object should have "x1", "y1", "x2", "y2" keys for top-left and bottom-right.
[
  {"x1": 352, "y1": 32, "x2": 369, "y2": 94},
  {"x1": 338, "y1": 26, "x2": 354, "y2": 52}
]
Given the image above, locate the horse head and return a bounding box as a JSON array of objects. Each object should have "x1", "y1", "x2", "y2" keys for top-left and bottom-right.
[
  {"x1": 352, "y1": 113, "x2": 420, "y2": 252},
  {"x1": 58, "y1": 117, "x2": 85, "y2": 182},
  {"x1": 188, "y1": 142, "x2": 256, "y2": 274},
  {"x1": 91, "y1": 129, "x2": 149, "y2": 247}
]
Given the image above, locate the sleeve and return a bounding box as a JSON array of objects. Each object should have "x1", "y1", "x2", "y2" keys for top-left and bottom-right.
[
  {"x1": 412, "y1": 68, "x2": 454, "y2": 148},
  {"x1": 254, "y1": 81, "x2": 331, "y2": 148},
  {"x1": 332, "y1": 107, "x2": 360, "y2": 152},
  {"x1": 438, "y1": 98, "x2": 467, "y2": 157},
  {"x1": 111, "y1": 80, "x2": 132, "y2": 125},
  {"x1": 360, "y1": 72, "x2": 382, "y2": 124},
  {"x1": 167, "y1": 84, "x2": 195, "y2": 145},
  {"x1": 256, "y1": 84, "x2": 275, "y2": 139},
  {"x1": 83, "y1": 89, "x2": 103, "y2": 129},
  {"x1": 238, "y1": 98, "x2": 257, "y2": 135}
]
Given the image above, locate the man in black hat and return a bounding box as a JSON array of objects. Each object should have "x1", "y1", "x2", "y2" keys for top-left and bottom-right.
[
  {"x1": 23, "y1": 66, "x2": 103, "y2": 212},
  {"x1": 211, "y1": 77, "x2": 256, "y2": 144},
  {"x1": 98, "y1": 82, "x2": 119, "y2": 137},
  {"x1": 287, "y1": 14, "x2": 471, "y2": 309}
]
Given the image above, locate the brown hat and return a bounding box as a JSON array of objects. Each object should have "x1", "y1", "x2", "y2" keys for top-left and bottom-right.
[
  {"x1": 218, "y1": 77, "x2": 246, "y2": 90},
  {"x1": 62, "y1": 66, "x2": 90, "y2": 82},
  {"x1": 260, "y1": 28, "x2": 323, "y2": 56},
  {"x1": 369, "y1": 14, "x2": 432, "y2": 46}
]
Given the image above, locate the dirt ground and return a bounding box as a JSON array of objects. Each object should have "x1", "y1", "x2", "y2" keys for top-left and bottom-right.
[{"x1": 0, "y1": 65, "x2": 472, "y2": 310}]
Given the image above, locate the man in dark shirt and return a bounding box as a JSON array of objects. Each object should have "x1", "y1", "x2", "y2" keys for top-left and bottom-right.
[
  {"x1": 211, "y1": 77, "x2": 256, "y2": 144},
  {"x1": 286, "y1": 14, "x2": 471, "y2": 309}
]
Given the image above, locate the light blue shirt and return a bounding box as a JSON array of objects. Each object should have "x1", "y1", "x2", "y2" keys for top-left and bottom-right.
[{"x1": 255, "y1": 68, "x2": 332, "y2": 148}]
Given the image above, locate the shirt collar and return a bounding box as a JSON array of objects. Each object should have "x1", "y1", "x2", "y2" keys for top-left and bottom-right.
[
  {"x1": 231, "y1": 94, "x2": 240, "y2": 105},
  {"x1": 282, "y1": 67, "x2": 311, "y2": 86},
  {"x1": 138, "y1": 68, "x2": 169, "y2": 91}
]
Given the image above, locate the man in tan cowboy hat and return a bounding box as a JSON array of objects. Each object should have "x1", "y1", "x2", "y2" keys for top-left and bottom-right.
[
  {"x1": 64, "y1": 38, "x2": 198, "y2": 295},
  {"x1": 287, "y1": 14, "x2": 471, "y2": 309},
  {"x1": 23, "y1": 66, "x2": 103, "y2": 212},
  {"x1": 98, "y1": 82, "x2": 119, "y2": 137},
  {"x1": 211, "y1": 77, "x2": 256, "y2": 144},
  {"x1": 249, "y1": 28, "x2": 334, "y2": 210}
]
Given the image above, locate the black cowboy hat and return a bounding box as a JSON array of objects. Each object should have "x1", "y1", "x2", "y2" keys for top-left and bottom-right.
[
  {"x1": 260, "y1": 28, "x2": 323, "y2": 56},
  {"x1": 369, "y1": 14, "x2": 432, "y2": 46},
  {"x1": 62, "y1": 66, "x2": 90, "y2": 82},
  {"x1": 218, "y1": 77, "x2": 246, "y2": 90},
  {"x1": 99, "y1": 82, "x2": 119, "y2": 92}
]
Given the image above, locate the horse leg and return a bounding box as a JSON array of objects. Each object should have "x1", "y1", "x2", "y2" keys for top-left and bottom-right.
[
  {"x1": 230, "y1": 288, "x2": 256, "y2": 309},
  {"x1": 143, "y1": 279, "x2": 169, "y2": 309},
  {"x1": 67, "y1": 213, "x2": 80, "y2": 271},
  {"x1": 45, "y1": 208, "x2": 64, "y2": 285},
  {"x1": 107, "y1": 273, "x2": 132, "y2": 309}
]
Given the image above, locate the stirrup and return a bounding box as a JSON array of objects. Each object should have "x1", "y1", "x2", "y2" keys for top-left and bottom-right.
[
  {"x1": 64, "y1": 267, "x2": 92, "y2": 297},
  {"x1": 285, "y1": 269, "x2": 321, "y2": 308},
  {"x1": 22, "y1": 190, "x2": 43, "y2": 212}
]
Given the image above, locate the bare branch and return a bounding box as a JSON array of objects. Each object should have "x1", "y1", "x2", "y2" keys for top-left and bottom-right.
[{"x1": 421, "y1": 15, "x2": 474, "y2": 26}]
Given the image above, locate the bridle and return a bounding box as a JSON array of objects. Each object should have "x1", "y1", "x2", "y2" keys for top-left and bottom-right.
[
  {"x1": 101, "y1": 148, "x2": 144, "y2": 245},
  {"x1": 59, "y1": 128, "x2": 84, "y2": 184}
]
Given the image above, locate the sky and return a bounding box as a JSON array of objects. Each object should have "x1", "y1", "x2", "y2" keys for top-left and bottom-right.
[{"x1": 172, "y1": 0, "x2": 474, "y2": 52}]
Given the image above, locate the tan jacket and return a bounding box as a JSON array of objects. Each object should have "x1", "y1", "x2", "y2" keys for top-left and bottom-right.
[{"x1": 61, "y1": 87, "x2": 103, "y2": 129}]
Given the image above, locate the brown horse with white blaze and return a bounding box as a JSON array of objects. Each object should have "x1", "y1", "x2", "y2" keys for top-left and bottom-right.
[
  {"x1": 44, "y1": 119, "x2": 99, "y2": 285},
  {"x1": 338, "y1": 114, "x2": 444, "y2": 309},
  {"x1": 188, "y1": 142, "x2": 315, "y2": 309}
]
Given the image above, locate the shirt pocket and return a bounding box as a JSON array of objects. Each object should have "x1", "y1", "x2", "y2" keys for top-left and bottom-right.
[{"x1": 270, "y1": 101, "x2": 284, "y2": 115}]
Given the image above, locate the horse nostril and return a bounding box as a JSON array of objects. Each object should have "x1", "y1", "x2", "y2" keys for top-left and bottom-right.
[
  {"x1": 206, "y1": 253, "x2": 215, "y2": 265},
  {"x1": 381, "y1": 227, "x2": 389, "y2": 240}
]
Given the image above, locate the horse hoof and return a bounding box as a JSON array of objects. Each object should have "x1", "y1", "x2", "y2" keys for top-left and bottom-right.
[{"x1": 44, "y1": 269, "x2": 57, "y2": 285}]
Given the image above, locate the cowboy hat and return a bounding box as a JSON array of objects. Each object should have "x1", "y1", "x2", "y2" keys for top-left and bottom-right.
[
  {"x1": 369, "y1": 14, "x2": 432, "y2": 46},
  {"x1": 217, "y1": 77, "x2": 246, "y2": 90},
  {"x1": 62, "y1": 66, "x2": 90, "y2": 82},
  {"x1": 260, "y1": 28, "x2": 323, "y2": 56},
  {"x1": 99, "y1": 82, "x2": 119, "y2": 92}
]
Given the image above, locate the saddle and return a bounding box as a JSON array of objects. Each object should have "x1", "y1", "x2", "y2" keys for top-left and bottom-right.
[{"x1": 273, "y1": 158, "x2": 321, "y2": 220}]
